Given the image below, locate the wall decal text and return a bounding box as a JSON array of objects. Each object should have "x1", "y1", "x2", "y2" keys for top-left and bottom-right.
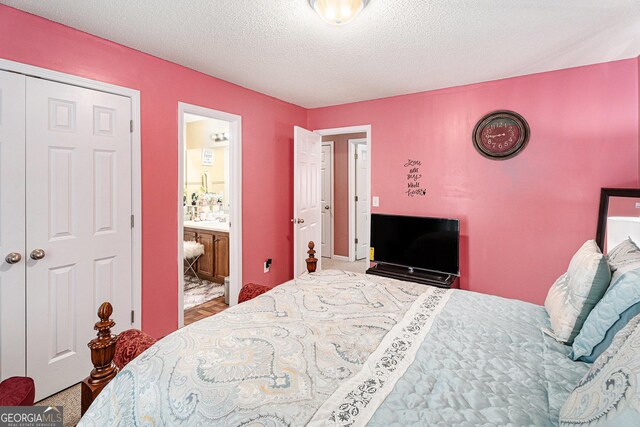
[{"x1": 404, "y1": 159, "x2": 427, "y2": 197}]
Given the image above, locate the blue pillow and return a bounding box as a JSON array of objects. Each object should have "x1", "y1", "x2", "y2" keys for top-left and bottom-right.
[
  {"x1": 576, "y1": 302, "x2": 640, "y2": 362},
  {"x1": 571, "y1": 269, "x2": 640, "y2": 361}
]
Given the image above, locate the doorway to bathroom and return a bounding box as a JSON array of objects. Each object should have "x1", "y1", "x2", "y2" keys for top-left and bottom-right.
[{"x1": 177, "y1": 103, "x2": 242, "y2": 327}]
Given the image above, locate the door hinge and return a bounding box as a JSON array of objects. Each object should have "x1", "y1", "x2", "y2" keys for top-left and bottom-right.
[
  {"x1": 355, "y1": 153, "x2": 358, "y2": 160},
  {"x1": 355, "y1": 238, "x2": 359, "y2": 244},
  {"x1": 355, "y1": 196, "x2": 358, "y2": 202},
  {"x1": 130, "y1": 120, "x2": 134, "y2": 133},
  {"x1": 131, "y1": 310, "x2": 135, "y2": 323},
  {"x1": 131, "y1": 215, "x2": 135, "y2": 228}
]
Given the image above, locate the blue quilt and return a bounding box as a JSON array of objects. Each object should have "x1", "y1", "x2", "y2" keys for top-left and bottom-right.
[
  {"x1": 79, "y1": 271, "x2": 587, "y2": 426},
  {"x1": 366, "y1": 291, "x2": 588, "y2": 426}
]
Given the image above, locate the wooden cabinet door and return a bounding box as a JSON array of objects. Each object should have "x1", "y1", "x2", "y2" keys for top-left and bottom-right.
[
  {"x1": 184, "y1": 229, "x2": 197, "y2": 242},
  {"x1": 197, "y1": 231, "x2": 215, "y2": 278},
  {"x1": 214, "y1": 232, "x2": 229, "y2": 282}
]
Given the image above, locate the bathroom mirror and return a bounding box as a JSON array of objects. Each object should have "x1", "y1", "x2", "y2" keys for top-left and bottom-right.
[{"x1": 596, "y1": 188, "x2": 640, "y2": 253}]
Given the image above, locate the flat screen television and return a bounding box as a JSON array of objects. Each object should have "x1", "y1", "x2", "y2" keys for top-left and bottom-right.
[{"x1": 370, "y1": 214, "x2": 459, "y2": 275}]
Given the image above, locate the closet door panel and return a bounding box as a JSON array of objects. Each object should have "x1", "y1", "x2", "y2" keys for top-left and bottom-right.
[
  {"x1": 0, "y1": 71, "x2": 26, "y2": 380},
  {"x1": 25, "y1": 77, "x2": 132, "y2": 400}
]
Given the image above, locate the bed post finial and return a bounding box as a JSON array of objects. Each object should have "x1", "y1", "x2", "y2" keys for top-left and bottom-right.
[
  {"x1": 88, "y1": 302, "x2": 119, "y2": 383},
  {"x1": 81, "y1": 302, "x2": 119, "y2": 415},
  {"x1": 306, "y1": 241, "x2": 317, "y2": 273}
]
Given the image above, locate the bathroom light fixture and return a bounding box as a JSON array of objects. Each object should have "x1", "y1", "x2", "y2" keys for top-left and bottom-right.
[
  {"x1": 210, "y1": 132, "x2": 229, "y2": 142},
  {"x1": 308, "y1": 0, "x2": 369, "y2": 25}
]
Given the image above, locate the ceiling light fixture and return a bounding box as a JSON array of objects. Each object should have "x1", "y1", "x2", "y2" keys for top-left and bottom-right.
[{"x1": 308, "y1": 0, "x2": 370, "y2": 25}]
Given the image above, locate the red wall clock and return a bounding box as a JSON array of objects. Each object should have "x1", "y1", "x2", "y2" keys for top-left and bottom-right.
[{"x1": 472, "y1": 110, "x2": 530, "y2": 160}]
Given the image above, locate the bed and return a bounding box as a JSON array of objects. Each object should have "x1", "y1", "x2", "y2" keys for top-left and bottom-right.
[{"x1": 79, "y1": 252, "x2": 589, "y2": 426}]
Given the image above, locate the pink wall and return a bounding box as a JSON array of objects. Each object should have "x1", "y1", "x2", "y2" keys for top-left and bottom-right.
[
  {"x1": 0, "y1": 5, "x2": 306, "y2": 338},
  {"x1": 322, "y1": 132, "x2": 366, "y2": 257},
  {"x1": 309, "y1": 59, "x2": 640, "y2": 304}
]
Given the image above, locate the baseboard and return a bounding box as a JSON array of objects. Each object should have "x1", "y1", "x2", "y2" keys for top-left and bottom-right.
[{"x1": 332, "y1": 255, "x2": 350, "y2": 261}]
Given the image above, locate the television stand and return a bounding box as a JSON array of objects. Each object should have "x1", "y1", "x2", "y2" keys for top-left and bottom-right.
[{"x1": 366, "y1": 263, "x2": 456, "y2": 288}]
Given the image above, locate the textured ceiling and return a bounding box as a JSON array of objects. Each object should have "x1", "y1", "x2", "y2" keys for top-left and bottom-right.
[{"x1": 3, "y1": 0, "x2": 639, "y2": 108}]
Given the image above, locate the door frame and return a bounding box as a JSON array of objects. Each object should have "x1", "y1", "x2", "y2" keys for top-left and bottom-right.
[
  {"x1": 321, "y1": 141, "x2": 335, "y2": 259},
  {"x1": 177, "y1": 102, "x2": 242, "y2": 328},
  {"x1": 0, "y1": 58, "x2": 142, "y2": 329},
  {"x1": 313, "y1": 125, "x2": 371, "y2": 262},
  {"x1": 348, "y1": 138, "x2": 369, "y2": 262}
]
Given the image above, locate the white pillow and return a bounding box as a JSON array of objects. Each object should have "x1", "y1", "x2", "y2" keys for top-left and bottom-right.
[{"x1": 544, "y1": 240, "x2": 611, "y2": 344}]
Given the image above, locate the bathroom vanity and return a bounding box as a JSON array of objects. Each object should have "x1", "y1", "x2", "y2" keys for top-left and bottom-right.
[{"x1": 184, "y1": 221, "x2": 229, "y2": 284}]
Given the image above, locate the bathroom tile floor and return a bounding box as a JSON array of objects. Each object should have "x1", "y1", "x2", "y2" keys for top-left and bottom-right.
[{"x1": 184, "y1": 296, "x2": 228, "y2": 325}]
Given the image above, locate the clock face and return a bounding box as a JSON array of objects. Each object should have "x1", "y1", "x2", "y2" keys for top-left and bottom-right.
[{"x1": 473, "y1": 111, "x2": 530, "y2": 160}]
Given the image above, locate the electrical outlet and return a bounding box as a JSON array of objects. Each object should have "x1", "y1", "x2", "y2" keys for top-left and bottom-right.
[
  {"x1": 372, "y1": 196, "x2": 379, "y2": 207},
  {"x1": 635, "y1": 202, "x2": 640, "y2": 209}
]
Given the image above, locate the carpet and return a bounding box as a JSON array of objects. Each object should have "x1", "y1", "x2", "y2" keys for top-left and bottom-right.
[
  {"x1": 184, "y1": 275, "x2": 225, "y2": 310},
  {"x1": 37, "y1": 383, "x2": 81, "y2": 427},
  {"x1": 321, "y1": 257, "x2": 369, "y2": 274}
]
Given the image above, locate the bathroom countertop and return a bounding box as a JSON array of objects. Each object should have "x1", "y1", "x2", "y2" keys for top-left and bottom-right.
[{"x1": 184, "y1": 220, "x2": 230, "y2": 233}]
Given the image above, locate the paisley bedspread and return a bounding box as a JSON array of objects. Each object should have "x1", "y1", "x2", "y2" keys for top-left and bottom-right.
[{"x1": 80, "y1": 271, "x2": 588, "y2": 426}]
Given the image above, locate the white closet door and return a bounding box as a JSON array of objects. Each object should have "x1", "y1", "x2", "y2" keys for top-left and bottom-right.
[
  {"x1": 0, "y1": 71, "x2": 26, "y2": 381},
  {"x1": 25, "y1": 77, "x2": 133, "y2": 399}
]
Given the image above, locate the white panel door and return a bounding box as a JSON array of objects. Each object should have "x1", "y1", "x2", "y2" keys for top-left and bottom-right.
[
  {"x1": 321, "y1": 144, "x2": 333, "y2": 258},
  {"x1": 0, "y1": 71, "x2": 26, "y2": 381},
  {"x1": 293, "y1": 126, "x2": 321, "y2": 276},
  {"x1": 355, "y1": 144, "x2": 369, "y2": 260},
  {"x1": 25, "y1": 77, "x2": 133, "y2": 400}
]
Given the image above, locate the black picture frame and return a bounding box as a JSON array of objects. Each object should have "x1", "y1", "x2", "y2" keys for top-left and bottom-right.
[{"x1": 595, "y1": 188, "x2": 640, "y2": 251}]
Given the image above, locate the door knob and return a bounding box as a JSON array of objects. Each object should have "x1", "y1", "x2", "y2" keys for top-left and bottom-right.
[
  {"x1": 4, "y1": 252, "x2": 21, "y2": 264},
  {"x1": 30, "y1": 249, "x2": 45, "y2": 260},
  {"x1": 298, "y1": 219, "x2": 305, "y2": 224},
  {"x1": 324, "y1": 205, "x2": 330, "y2": 209}
]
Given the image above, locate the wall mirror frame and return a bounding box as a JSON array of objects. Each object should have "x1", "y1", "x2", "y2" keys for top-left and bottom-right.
[{"x1": 596, "y1": 187, "x2": 640, "y2": 253}]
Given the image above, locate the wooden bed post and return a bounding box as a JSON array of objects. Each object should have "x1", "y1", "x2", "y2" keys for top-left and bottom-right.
[
  {"x1": 306, "y1": 241, "x2": 317, "y2": 273},
  {"x1": 81, "y1": 302, "x2": 119, "y2": 415}
]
